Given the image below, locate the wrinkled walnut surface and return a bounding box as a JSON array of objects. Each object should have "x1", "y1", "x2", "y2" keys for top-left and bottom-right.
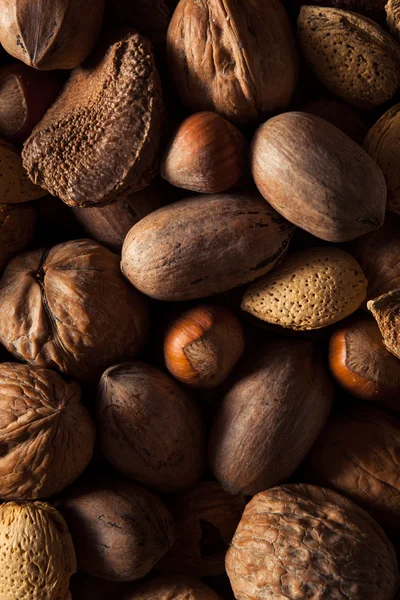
[{"x1": 121, "y1": 574, "x2": 222, "y2": 600}]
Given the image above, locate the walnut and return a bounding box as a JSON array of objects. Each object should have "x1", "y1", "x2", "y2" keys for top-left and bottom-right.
[
  {"x1": 0, "y1": 239, "x2": 149, "y2": 382},
  {"x1": 0, "y1": 362, "x2": 95, "y2": 500},
  {"x1": 226, "y1": 484, "x2": 399, "y2": 600},
  {"x1": 158, "y1": 481, "x2": 246, "y2": 577},
  {"x1": 0, "y1": 501, "x2": 76, "y2": 599},
  {"x1": 121, "y1": 574, "x2": 222, "y2": 600}
]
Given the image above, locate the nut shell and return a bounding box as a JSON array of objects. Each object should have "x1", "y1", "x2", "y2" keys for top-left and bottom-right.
[
  {"x1": 121, "y1": 191, "x2": 294, "y2": 301},
  {"x1": 226, "y1": 484, "x2": 399, "y2": 600},
  {"x1": 0, "y1": 239, "x2": 149, "y2": 382},
  {"x1": 22, "y1": 29, "x2": 163, "y2": 207},
  {"x1": 0, "y1": 138, "x2": 46, "y2": 203},
  {"x1": 121, "y1": 575, "x2": 222, "y2": 600},
  {"x1": 242, "y1": 247, "x2": 367, "y2": 330},
  {"x1": 167, "y1": 0, "x2": 298, "y2": 124},
  {"x1": 0, "y1": 362, "x2": 95, "y2": 500},
  {"x1": 58, "y1": 478, "x2": 175, "y2": 582},
  {"x1": 209, "y1": 340, "x2": 334, "y2": 495},
  {"x1": 0, "y1": 201, "x2": 36, "y2": 270},
  {"x1": 298, "y1": 6, "x2": 400, "y2": 108},
  {"x1": 0, "y1": 501, "x2": 76, "y2": 600},
  {"x1": 97, "y1": 362, "x2": 205, "y2": 492},
  {"x1": 251, "y1": 112, "x2": 386, "y2": 241},
  {"x1": 386, "y1": 0, "x2": 400, "y2": 40},
  {"x1": 368, "y1": 289, "x2": 400, "y2": 360}
]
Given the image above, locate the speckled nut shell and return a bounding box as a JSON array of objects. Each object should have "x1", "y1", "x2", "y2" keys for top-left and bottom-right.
[
  {"x1": 226, "y1": 484, "x2": 399, "y2": 600},
  {"x1": 297, "y1": 6, "x2": 400, "y2": 108},
  {"x1": 22, "y1": 29, "x2": 163, "y2": 208},
  {"x1": 0, "y1": 138, "x2": 46, "y2": 203},
  {"x1": 0, "y1": 501, "x2": 76, "y2": 600},
  {"x1": 241, "y1": 247, "x2": 367, "y2": 330},
  {"x1": 0, "y1": 362, "x2": 96, "y2": 500}
]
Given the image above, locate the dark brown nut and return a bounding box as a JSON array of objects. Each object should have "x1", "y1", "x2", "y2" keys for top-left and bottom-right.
[
  {"x1": 121, "y1": 191, "x2": 294, "y2": 301},
  {"x1": 297, "y1": 7, "x2": 400, "y2": 108},
  {"x1": 121, "y1": 574, "x2": 222, "y2": 600},
  {"x1": 161, "y1": 112, "x2": 248, "y2": 194},
  {"x1": 363, "y1": 104, "x2": 400, "y2": 215},
  {"x1": 0, "y1": 0, "x2": 105, "y2": 70},
  {"x1": 368, "y1": 289, "x2": 400, "y2": 360},
  {"x1": 301, "y1": 97, "x2": 368, "y2": 145},
  {"x1": 329, "y1": 316, "x2": 400, "y2": 409},
  {"x1": 0, "y1": 362, "x2": 95, "y2": 500},
  {"x1": 386, "y1": 0, "x2": 400, "y2": 40},
  {"x1": 0, "y1": 202, "x2": 36, "y2": 271},
  {"x1": 0, "y1": 63, "x2": 62, "y2": 144},
  {"x1": 0, "y1": 239, "x2": 149, "y2": 382},
  {"x1": 97, "y1": 361, "x2": 205, "y2": 492},
  {"x1": 283, "y1": 0, "x2": 387, "y2": 25},
  {"x1": 352, "y1": 216, "x2": 400, "y2": 303},
  {"x1": 57, "y1": 478, "x2": 175, "y2": 582},
  {"x1": 0, "y1": 501, "x2": 77, "y2": 600},
  {"x1": 105, "y1": 0, "x2": 170, "y2": 45},
  {"x1": 22, "y1": 30, "x2": 163, "y2": 208},
  {"x1": 226, "y1": 484, "x2": 399, "y2": 600},
  {"x1": 251, "y1": 112, "x2": 386, "y2": 242},
  {"x1": 158, "y1": 481, "x2": 246, "y2": 577},
  {"x1": 0, "y1": 138, "x2": 46, "y2": 203},
  {"x1": 71, "y1": 184, "x2": 163, "y2": 253},
  {"x1": 167, "y1": 0, "x2": 298, "y2": 125},
  {"x1": 304, "y1": 406, "x2": 400, "y2": 530},
  {"x1": 209, "y1": 340, "x2": 334, "y2": 495}
]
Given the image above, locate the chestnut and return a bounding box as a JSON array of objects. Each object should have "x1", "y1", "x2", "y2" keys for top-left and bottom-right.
[
  {"x1": 329, "y1": 316, "x2": 400, "y2": 408},
  {"x1": 164, "y1": 305, "x2": 245, "y2": 388}
]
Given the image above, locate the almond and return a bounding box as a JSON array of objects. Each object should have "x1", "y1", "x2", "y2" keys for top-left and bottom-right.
[
  {"x1": 0, "y1": 138, "x2": 46, "y2": 203},
  {"x1": 241, "y1": 247, "x2": 367, "y2": 330}
]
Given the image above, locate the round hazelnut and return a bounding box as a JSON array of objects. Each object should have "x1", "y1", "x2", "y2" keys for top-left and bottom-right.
[
  {"x1": 164, "y1": 305, "x2": 245, "y2": 388},
  {"x1": 161, "y1": 112, "x2": 248, "y2": 194},
  {"x1": 329, "y1": 316, "x2": 400, "y2": 408},
  {"x1": 0, "y1": 362, "x2": 96, "y2": 500},
  {"x1": 57, "y1": 477, "x2": 175, "y2": 582}
]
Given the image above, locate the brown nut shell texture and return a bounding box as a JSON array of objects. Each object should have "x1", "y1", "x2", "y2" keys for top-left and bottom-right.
[
  {"x1": 22, "y1": 29, "x2": 163, "y2": 208},
  {"x1": 304, "y1": 406, "x2": 400, "y2": 530},
  {"x1": 386, "y1": 0, "x2": 400, "y2": 40},
  {"x1": 251, "y1": 112, "x2": 387, "y2": 242},
  {"x1": 297, "y1": 6, "x2": 400, "y2": 108},
  {"x1": 0, "y1": 501, "x2": 76, "y2": 600},
  {"x1": 121, "y1": 574, "x2": 222, "y2": 600},
  {"x1": 209, "y1": 340, "x2": 334, "y2": 495},
  {"x1": 97, "y1": 361, "x2": 205, "y2": 492},
  {"x1": 167, "y1": 0, "x2": 298, "y2": 124},
  {"x1": 58, "y1": 478, "x2": 175, "y2": 582},
  {"x1": 158, "y1": 481, "x2": 246, "y2": 577},
  {"x1": 0, "y1": 138, "x2": 46, "y2": 203},
  {"x1": 368, "y1": 288, "x2": 400, "y2": 360},
  {"x1": 121, "y1": 192, "x2": 294, "y2": 302},
  {"x1": 0, "y1": 362, "x2": 95, "y2": 500},
  {"x1": 0, "y1": 239, "x2": 149, "y2": 382},
  {"x1": 226, "y1": 484, "x2": 399, "y2": 600},
  {"x1": 364, "y1": 104, "x2": 400, "y2": 215},
  {"x1": 242, "y1": 247, "x2": 367, "y2": 330}
]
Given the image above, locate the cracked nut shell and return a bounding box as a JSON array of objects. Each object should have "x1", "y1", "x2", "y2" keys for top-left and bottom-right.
[
  {"x1": 0, "y1": 239, "x2": 149, "y2": 382},
  {"x1": 226, "y1": 484, "x2": 399, "y2": 600}
]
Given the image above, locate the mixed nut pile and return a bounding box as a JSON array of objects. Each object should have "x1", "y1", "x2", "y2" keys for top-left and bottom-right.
[{"x1": 1, "y1": 0, "x2": 400, "y2": 598}]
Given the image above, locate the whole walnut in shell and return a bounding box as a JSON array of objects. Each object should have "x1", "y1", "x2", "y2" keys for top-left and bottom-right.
[
  {"x1": 226, "y1": 484, "x2": 399, "y2": 600},
  {"x1": 97, "y1": 361, "x2": 205, "y2": 492},
  {"x1": 167, "y1": 0, "x2": 298, "y2": 125},
  {"x1": 158, "y1": 481, "x2": 246, "y2": 577},
  {"x1": 121, "y1": 574, "x2": 222, "y2": 600},
  {"x1": 0, "y1": 362, "x2": 95, "y2": 500},
  {"x1": 0, "y1": 239, "x2": 149, "y2": 382},
  {"x1": 304, "y1": 405, "x2": 400, "y2": 530},
  {"x1": 57, "y1": 478, "x2": 175, "y2": 582},
  {"x1": 0, "y1": 501, "x2": 76, "y2": 600},
  {"x1": 22, "y1": 29, "x2": 163, "y2": 207}
]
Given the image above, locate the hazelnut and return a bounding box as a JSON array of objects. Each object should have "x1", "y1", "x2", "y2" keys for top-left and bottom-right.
[
  {"x1": 158, "y1": 481, "x2": 246, "y2": 577},
  {"x1": 164, "y1": 305, "x2": 244, "y2": 388},
  {"x1": 161, "y1": 112, "x2": 248, "y2": 194},
  {"x1": 121, "y1": 574, "x2": 222, "y2": 600},
  {"x1": 97, "y1": 361, "x2": 205, "y2": 492},
  {"x1": 57, "y1": 477, "x2": 175, "y2": 582},
  {"x1": 329, "y1": 316, "x2": 400, "y2": 408},
  {"x1": 250, "y1": 112, "x2": 386, "y2": 242},
  {"x1": 0, "y1": 501, "x2": 76, "y2": 599},
  {"x1": 226, "y1": 484, "x2": 399, "y2": 600},
  {"x1": 121, "y1": 191, "x2": 294, "y2": 301},
  {"x1": 0, "y1": 202, "x2": 36, "y2": 271},
  {"x1": 0, "y1": 62, "x2": 62, "y2": 144},
  {"x1": 0, "y1": 0, "x2": 105, "y2": 70},
  {"x1": 0, "y1": 362, "x2": 96, "y2": 500}
]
